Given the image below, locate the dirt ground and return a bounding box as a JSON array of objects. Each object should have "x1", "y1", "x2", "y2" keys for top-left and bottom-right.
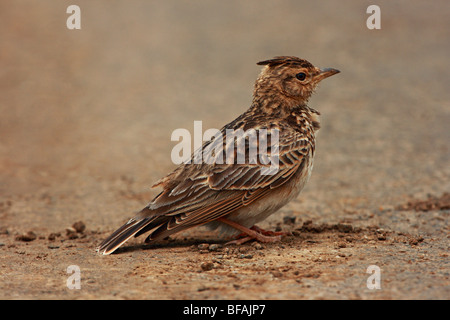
[{"x1": 1, "y1": 1, "x2": 449, "y2": 300}]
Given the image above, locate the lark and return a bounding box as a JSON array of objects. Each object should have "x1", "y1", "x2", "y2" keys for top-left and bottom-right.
[{"x1": 97, "y1": 56, "x2": 339, "y2": 255}]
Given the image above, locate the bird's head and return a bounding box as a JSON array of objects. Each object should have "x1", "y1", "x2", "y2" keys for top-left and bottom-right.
[{"x1": 253, "y1": 56, "x2": 339, "y2": 111}]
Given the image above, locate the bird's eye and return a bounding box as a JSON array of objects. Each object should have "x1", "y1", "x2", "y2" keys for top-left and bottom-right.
[{"x1": 296, "y1": 72, "x2": 306, "y2": 81}]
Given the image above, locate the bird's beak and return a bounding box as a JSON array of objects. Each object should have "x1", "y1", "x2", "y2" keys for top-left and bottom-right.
[{"x1": 315, "y1": 68, "x2": 340, "y2": 82}]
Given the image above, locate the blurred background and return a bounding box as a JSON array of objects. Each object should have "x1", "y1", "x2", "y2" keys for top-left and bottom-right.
[{"x1": 0, "y1": 0, "x2": 449, "y2": 230}]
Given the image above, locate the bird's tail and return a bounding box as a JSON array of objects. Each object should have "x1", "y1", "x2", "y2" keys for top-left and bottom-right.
[{"x1": 97, "y1": 216, "x2": 159, "y2": 255}]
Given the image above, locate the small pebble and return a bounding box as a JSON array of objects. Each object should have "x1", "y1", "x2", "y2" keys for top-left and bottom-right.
[
  {"x1": 238, "y1": 246, "x2": 250, "y2": 253},
  {"x1": 197, "y1": 286, "x2": 210, "y2": 292},
  {"x1": 283, "y1": 216, "x2": 296, "y2": 225},
  {"x1": 336, "y1": 224, "x2": 353, "y2": 233},
  {"x1": 66, "y1": 227, "x2": 77, "y2": 235},
  {"x1": 377, "y1": 234, "x2": 387, "y2": 241},
  {"x1": 15, "y1": 231, "x2": 37, "y2": 242},
  {"x1": 252, "y1": 242, "x2": 263, "y2": 250},
  {"x1": 48, "y1": 232, "x2": 61, "y2": 241},
  {"x1": 200, "y1": 262, "x2": 214, "y2": 271},
  {"x1": 208, "y1": 244, "x2": 222, "y2": 251},
  {"x1": 197, "y1": 243, "x2": 209, "y2": 250},
  {"x1": 271, "y1": 271, "x2": 283, "y2": 277},
  {"x1": 72, "y1": 221, "x2": 86, "y2": 233}
]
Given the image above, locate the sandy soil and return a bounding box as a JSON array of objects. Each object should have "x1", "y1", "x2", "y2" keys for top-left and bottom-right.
[{"x1": 0, "y1": 1, "x2": 449, "y2": 300}]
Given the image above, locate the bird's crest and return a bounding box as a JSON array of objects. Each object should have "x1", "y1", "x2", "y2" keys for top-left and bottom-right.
[{"x1": 257, "y1": 56, "x2": 314, "y2": 69}]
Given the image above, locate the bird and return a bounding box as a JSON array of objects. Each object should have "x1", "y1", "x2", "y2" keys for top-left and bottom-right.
[{"x1": 97, "y1": 56, "x2": 339, "y2": 255}]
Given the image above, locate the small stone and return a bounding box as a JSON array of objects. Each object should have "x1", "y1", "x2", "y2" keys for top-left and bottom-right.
[
  {"x1": 409, "y1": 236, "x2": 424, "y2": 246},
  {"x1": 197, "y1": 243, "x2": 209, "y2": 250},
  {"x1": 72, "y1": 221, "x2": 86, "y2": 233},
  {"x1": 238, "y1": 246, "x2": 250, "y2": 253},
  {"x1": 197, "y1": 286, "x2": 210, "y2": 292},
  {"x1": 377, "y1": 234, "x2": 387, "y2": 241},
  {"x1": 336, "y1": 224, "x2": 353, "y2": 233},
  {"x1": 48, "y1": 232, "x2": 61, "y2": 241},
  {"x1": 252, "y1": 242, "x2": 262, "y2": 250},
  {"x1": 271, "y1": 271, "x2": 283, "y2": 278},
  {"x1": 200, "y1": 262, "x2": 214, "y2": 271},
  {"x1": 291, "y1": 230, "x2": 301, "y2": 237},
  {"x1": 15, "y1": 231, "x2": 37, "y2": 242},
  {"x1": 68, "y1": 234, "x2": 79, "y2": 240},
  {"x1": 337, "y1": 242, "x2": 347, "y2": 248},
  {"x1": 283, "y1": 216, "x2": 296, "y2": 225},
  {"x1": 66, "y1": 227, "x2": 77, "y2": 235},
  {"x1": 208, "y1": 244, "x2": 222, "y2": 251},
  {"x1": 66, "y1": 228, "x2": 79, "y2": 239}
]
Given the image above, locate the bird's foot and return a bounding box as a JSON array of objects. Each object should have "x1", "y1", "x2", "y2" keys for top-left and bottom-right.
[
  {"x1": 249, "y1": 225, "x2": 291, "y2": 237},
  {"x1": 225, "y1": 234, "x2": 281, "y2": 246},
  {"x1": 219, "y1": 218, "x2": 286, "y2": 246}
]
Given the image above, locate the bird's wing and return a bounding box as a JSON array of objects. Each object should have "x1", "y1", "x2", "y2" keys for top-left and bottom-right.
[{"x1": 139, "y1": 126, "x2": 313, "y2": 233}]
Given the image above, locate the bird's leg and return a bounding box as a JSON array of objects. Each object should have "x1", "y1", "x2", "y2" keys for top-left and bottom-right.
[{"x1": 219, "y1": 217, "x2": 282, "y2": 245}]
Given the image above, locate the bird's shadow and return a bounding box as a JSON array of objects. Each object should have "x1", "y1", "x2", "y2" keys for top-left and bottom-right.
[{"x1": 109, "y1": 237, "x2": 228, "y2": 255}]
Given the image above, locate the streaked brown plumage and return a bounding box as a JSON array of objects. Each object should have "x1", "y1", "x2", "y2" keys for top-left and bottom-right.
[{"x1": 97, "y1": 56, "x2": 339, "y2": 255}]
